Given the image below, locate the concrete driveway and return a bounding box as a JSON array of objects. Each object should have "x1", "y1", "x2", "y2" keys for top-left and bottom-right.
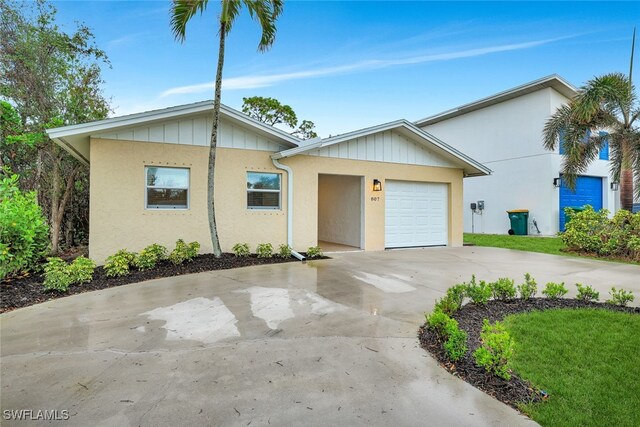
[{"x1": 2, "y1": 247, "x2": 638, "y2": 426}]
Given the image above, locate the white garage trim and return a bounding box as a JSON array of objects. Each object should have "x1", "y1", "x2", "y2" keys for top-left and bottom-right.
[{"x1": 385, "y1": 180, "x2": 448, "y2": 248}]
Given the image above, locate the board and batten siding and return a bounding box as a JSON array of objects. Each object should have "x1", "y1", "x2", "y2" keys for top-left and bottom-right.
[
  {"x1": 95, "y1": 115, "x2": 290, "y2": 152},
  {"x1": 307, "y1": 130, "x2": 457, "y2": 168}
]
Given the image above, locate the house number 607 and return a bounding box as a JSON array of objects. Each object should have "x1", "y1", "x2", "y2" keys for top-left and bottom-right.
[{"x1": 370, "y1": 196, "x2": 380, "y2": 202}]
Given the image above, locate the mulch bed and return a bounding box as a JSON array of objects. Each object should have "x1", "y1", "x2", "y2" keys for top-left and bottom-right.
[
  {"x1": 418, "y1": 298, "x2": 640, "y2": 410},
  {"x1": 1, "y1": 253, "x2": 327, "y2": 313}
]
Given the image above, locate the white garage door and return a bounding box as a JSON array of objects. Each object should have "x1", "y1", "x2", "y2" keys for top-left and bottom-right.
[{"x1": 385, "y1": 180, "x2": 448, "y2": 248}]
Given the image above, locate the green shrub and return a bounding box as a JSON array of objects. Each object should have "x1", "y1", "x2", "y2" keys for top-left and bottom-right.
[
  {"x1": 426, "y1": 309, "x2": 453, "y2": 335},
  {"x1": 607, "y1": 287, "x2": 635, "y2": 306},
  {"x1": 518, "y1": 273, "x2": 537, "y2": 300},
  {"x1": 561, "y1": 206, "x2": 640, "y2": 261},
  {"x1": 443, "y1": 324, "x2": 468, "y2": 361},
  {"x1": 169, "y1": 240, "x2": 200, "y2": 265},
  {"x1": 278, "y1": 244, "x2": 292, "y2": 259},
  {"x1": 43, "y1": 256, "x2": 95, "y2": 292},
  {"x1": 306, "y1": 246, "x2": 323, "y2": 258},
  {"x1": 255, "y1": 243, "x2": 273, "y2": 258},
  {"x1": 134, "y1": 244, "x2": 167, "y2": 270},
  {"x1": 575, "y1": 283, "x2": 599, "y2": 302},
  {"x1": 491, "y1": 277, "x2": 517, "y2": 300},
  {"x1": 542, "y1": 282, "x2": 568, "y2": 299},
  {"x1": 561, "y1": 205, "x2": 609, "y2": 253},
  {"x1": 426, "y1": 309, "x2": 467, "y2": 361},
  {"x1": 232, "y1": 243, "x2": 250, "y2": 257},
  {"x1": 104, "y1": 249, "x2": 136, "y2": 277},
  {"x1": 69, "y1": 256, "x2": 96, "y2": 284},
  {"x1": 435, "y1": 284, "x2": 467, "y2": 315},
  {"x1": 0, "y1": 172, "x2": 50, "y2": 279},
  {"x1": 473, "y1": 319, "x2": 514, "y2": 380},
  {"x1": 43, "y1": 257, "x2": 73, "y2": 291},
  {"x1": 465, "y1": 275, "x2": 492, "y2": 305}
]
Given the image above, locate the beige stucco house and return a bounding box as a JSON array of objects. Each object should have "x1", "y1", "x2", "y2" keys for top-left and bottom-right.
[{"x1": 47, "y1": 101, "x2": 490, "y2": 263}]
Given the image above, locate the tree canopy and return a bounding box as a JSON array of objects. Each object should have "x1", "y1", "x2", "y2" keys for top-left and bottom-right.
[{"x1": 242, "y1": 96, "x2": 318, "y2": 139}]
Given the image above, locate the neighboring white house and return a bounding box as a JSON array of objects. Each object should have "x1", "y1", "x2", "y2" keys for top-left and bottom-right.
[{"x1": 416, "y1": 75, "x2": 619, "y2": 236}]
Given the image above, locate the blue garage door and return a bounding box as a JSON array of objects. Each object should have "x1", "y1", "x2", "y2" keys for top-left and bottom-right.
[{"x1": 559, "y1": 175, "x2": 603, "y2": 231}]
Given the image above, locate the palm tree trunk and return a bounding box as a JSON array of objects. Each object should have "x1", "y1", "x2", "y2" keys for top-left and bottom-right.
[
  {"x1": 207, "y1": 18, "x2": 226, "y2": 257},
  {"x1": 619, "y1": 168, "x2": 634, "y2": 211}
]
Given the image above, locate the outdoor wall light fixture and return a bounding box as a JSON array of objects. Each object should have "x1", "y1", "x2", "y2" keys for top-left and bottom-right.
[
  {"x1": 611, "y1": 182, "x2": 619, "y2": 191},
  {"x1": 373, "y1": 179, "x2": 382, "y2": 191},
  {"x1": 553, "y1": 178, "x2": 560, "y2": 188}
]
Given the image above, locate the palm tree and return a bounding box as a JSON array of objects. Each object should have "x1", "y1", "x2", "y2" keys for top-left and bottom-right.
[
  {"x1": 170, "y1": 0, "x2": 283, "y2": 256},
  {"x1": 543, "y1": 74, "x2": 639, "y2": 211}
]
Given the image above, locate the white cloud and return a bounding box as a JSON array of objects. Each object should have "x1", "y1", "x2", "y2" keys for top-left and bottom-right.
[{"x1": 160, "y1": 36, "x2": 572, "y2": 97}]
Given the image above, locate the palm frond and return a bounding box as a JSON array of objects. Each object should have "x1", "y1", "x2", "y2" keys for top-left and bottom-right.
[
  {"x1": 170, "y1": 0, "x2": 209, "y2": 42},
  {"x1": 573, "y1": 73, "x2": 633, "y2": 124},
  {"x1": 608, "y1": 133, "x2": 623, "y2": 183},
  {"x1": 243, "y1": 0, "x2": 283, "y2": 51},
  {"x1": 542, "y1": 104, "x2": 572, "y2": 151}
]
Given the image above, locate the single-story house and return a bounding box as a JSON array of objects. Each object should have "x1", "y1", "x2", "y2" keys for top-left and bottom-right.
[
  {"x1": 417, "y1": 75, "x2": 621, "y2": 235},
  {"x1": 47, "y1": 101, "x2": 489, "y2": 263}
]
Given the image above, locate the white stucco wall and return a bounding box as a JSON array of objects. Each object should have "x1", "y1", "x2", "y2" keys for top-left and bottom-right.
[
  {"x1": 317, "y1": 174, "x2": 362, "y2": 247},
  {"x1": 422, "y1": 87, "x2": 619, "y2": 235}
]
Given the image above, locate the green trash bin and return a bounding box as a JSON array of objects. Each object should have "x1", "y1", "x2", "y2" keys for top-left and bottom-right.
[{"x1": 507, "y1": 209, "x2": 529, "y2": 235}]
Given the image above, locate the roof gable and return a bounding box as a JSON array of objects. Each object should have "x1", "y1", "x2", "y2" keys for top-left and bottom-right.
[
  {"x1": 415, "y1": 74, "x2": 577, "y2": 127},
  {"x1": 47, "y1": 101, "x2": 300, "y2": 165},
  {"x1": 274, "y1": 120, "x2": 491, "y2": 177}
]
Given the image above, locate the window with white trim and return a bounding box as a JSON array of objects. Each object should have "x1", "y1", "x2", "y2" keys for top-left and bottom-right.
[
  {"x1": 247, "y1": 172, "x2": 281, "y2": 209},
  {"x1": 145, "y1": 166, "x2": 189, "y2": 209}
]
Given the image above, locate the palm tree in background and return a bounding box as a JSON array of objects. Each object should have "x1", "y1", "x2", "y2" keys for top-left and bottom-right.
[
  {"x1": 170, "y1": 0, "x2": 283, "y2": 256},
  {"x1": 543, "y1": 30, "x2": 639, "y2": 211}
]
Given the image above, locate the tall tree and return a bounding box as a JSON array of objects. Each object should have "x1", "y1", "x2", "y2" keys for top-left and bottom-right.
[
  {"x1": 0, "y1": 0, "x2": 111, "y2": 254},
  {"x1": 543, "y1": 32, "x2": 639, "y2": 210},
  {"x1": 242, "y1": 95, "x2": 318, "y2": 139},
  {"x1": 171, "y1": 0, "x2": 283, "y2": 257}
]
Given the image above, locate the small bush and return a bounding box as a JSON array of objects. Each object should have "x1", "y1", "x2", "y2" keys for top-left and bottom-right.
[
  {"x1": 491, "y1": 277, "x2": 517, "y2": 300},
  {"x1": 306, "y1": 246, "x2": 323, "y2": 258},
  {"x1": 561, "y1": 206, "x2": 640, "y2": 261},
  {"x1": 473, "y1": 319, "x2": 514, "y2": 380},
  {"x1": 43, "y1": 256, "x2": 96, "y2": 292},
  {"x1": 169, "y1": 240, "x2": 200, "y2": 265},
  {"x1": 426, "y1": 309, "x2": 467, "y2": 361},
  {"x1": 465, "y1": 275, "x2": 492, "y2": 305},
  {"x1": 575, "y1": 283, "x2": 599, "y2": 302},
  {"x1": 278, "y1": 244, "x2": 292, "y2": 259},
  {"x1": 435, "y1": 284, "x2": 467, "y2": 315},
  {"x1": 443, "y1": 324, "x2": 468, "y2": 361},
  {"x1": 104, "y1": 249, "x2": 136, "y2": 277},
  {"x1": 426, "y1": 309, "x2": 453, "y2": 335},
  {"x1": 232, "y1": 243, "x2": 250, "y2": 257},
  {"x1": 607, "y1": 287, "x2": 635, "y2": 306},
  {"x1": 69, "y1": 256, "x2": 96, "y2": 284},
  {"x1": 0, "y1": 172, "x2": 50, "y2": 279},
  {"x1": 518, "y1": 273, "x2": 537, "y2": 300},
  {"x1": 134, "y1": 244, "x2": 167, "y2": 270},
  {"x1": 255, "y1": 243, "x2": 273, "y2": 258},
  {"x1": 43, "y1": 257, "x2": 73, "y2": 292},
  {"x1": 542, "y1": 282, "x2": 568, "y2": 299}
]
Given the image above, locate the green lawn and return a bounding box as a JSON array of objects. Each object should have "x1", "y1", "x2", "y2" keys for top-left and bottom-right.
[
  {"x1": 464, "y1": 233, "x2": 567, "y2": 256},
  {"x1": 503, "y1": 309, "x2": 640, "y2": 427}
]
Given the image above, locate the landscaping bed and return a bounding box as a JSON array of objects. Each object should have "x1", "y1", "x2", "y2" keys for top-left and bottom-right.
[
  {"x1": 419, "y1": 298, "x2": 639, "y2": 411},
  {"x1": 1, "y1": 253, "x2": 321, "y2": 313}
]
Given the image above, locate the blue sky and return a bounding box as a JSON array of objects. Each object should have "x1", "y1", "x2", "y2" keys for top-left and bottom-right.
[{"x1": 53, "y1": 1, "x2": 638, "y2": 136}]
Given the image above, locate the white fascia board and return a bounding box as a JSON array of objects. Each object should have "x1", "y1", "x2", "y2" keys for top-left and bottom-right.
[{"x1": 415, "y1": 74, "x2": 578, "y2": 127}]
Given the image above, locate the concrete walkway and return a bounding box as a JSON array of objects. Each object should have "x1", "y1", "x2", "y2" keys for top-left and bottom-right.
[{"x1": 2, "y1": 247, "x2": 638, "y2": 426}]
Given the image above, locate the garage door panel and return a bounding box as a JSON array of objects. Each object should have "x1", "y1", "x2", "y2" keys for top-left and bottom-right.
[
  {"x1": 559, "y1": 176, "x2": 603, "y2": 231},
  {"x1": 385, "y1": 180, "x2": 448, "y2": 248}
]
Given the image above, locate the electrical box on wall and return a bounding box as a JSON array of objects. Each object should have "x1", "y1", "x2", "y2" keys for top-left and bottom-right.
[
  {"x1": 470, "y1": 202, "x2": 477, "y2": 210},
  {"x1": 477, "y1": 200, "x2": 485, "y2": 211}
]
